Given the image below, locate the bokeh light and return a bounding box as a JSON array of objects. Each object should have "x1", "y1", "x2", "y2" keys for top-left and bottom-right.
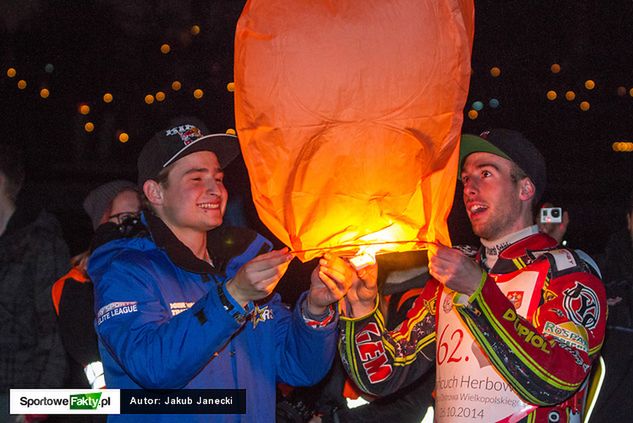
[
  {"x1": 17, "y1": 80, "x2": 27, "y2": 89},
  {"x1": 226, "y1": 82, "x2": 235, "y2": 92},
  {"x1": 118, "y1": 132, "x2": 129, "y2": 143},
  {"x1": 546, "y1": 90, "x2": 557, "y2": 100},
  {"x1": 490, "y1": 67, "x2": 501, "y2": 77},
  {"x1": 193, "y1": 89, "x2": 204, "y2": 99},
  {"x1": 39, "y1": 88, "x2": 50, "y2": 98},
  {"x1": 160, "y1": 44, "x2": 171, "y2": 54},
  {"x1": 584, "y1": 80, "x2": 595, "y2": 90},
  {"x1": 44, "y1": 63, "x2": 54, "y2": 73},
  {"x1": 191, "y1": 25, "x2": 200, "y2": 35},
  {"x1": 472, "y1": 101, "x2": 484, "y2": 111},
  {"x1": 171, "y1": 81, "x2": 182, "y2": 91},
  {"x1": 79, "y1": 104, "x2": 90, "y2": 115},
  {"x1": 565, "y1": 91, "x2": 576, "y2": 101},
  {"x1": 6, "y1": 68, "x2": 16, "y2": 78},
  {"x1": 489, "y1": 98, "x2": 500, "y2": 108},
  {"x1": 579, "y1": 101, "x2": 590, "y2": 111},
  {"x1": 156, "y1": 91, "x2": 166, "y2": 102},
  {"x1": 145, "y1": 94, "x2": 155, "y2": 104},
  {"x1": 226, "y1": 128, "x2": 236, "y2": 135},
  {"x1": 103, "y1": 93, "x2": 113, "y2": 103},
  {"x1": 84, "y1": 122, "x2": 95, "y2": 132},
  {"x1": 467, "y1": 109, "x2": 478, "y2": 120},
  {"x1": 550, "y1": 63, "x2": 561, "y2": 73}
]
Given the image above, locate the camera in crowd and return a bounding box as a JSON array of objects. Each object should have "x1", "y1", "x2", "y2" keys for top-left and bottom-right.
[{"x1": 540, "y1": 207, "x2": 562, "y2": 224}]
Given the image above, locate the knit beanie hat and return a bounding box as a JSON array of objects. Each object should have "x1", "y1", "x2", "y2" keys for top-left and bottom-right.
[{"x1": 83, "y1": 180, "x2": 137, "y2": 230}]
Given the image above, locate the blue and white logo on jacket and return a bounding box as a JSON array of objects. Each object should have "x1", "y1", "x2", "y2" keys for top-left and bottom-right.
[{"x1": 97, "y1": 301, "x2": 139, "y2": 325}]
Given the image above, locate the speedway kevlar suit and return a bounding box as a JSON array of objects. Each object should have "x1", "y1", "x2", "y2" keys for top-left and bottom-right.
[{"x1": 339, "y1": 232, "x2": 606, "y2": 422}]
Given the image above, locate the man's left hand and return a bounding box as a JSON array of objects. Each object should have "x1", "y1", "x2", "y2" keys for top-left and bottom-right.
[{"x1": 429, "y1": 244, "x2": 483, "y2": 296}]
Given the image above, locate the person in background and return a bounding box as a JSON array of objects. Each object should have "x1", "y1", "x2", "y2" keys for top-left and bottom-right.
[
  {"x1": 52, "y1": 180, "x2": 142, "y2": 392},
  {"x1": 89, "y1": 123, "x2": 356, "y2": 422},
  {"x1": 590, "y1": 186, "x2": 633, "y2": 422},
  {"x1": 339, "y1": 129, "x2": 607, "y2": 422},
  {"x1": 0, "y1": 144, "x2": 70, "y2": 422},
  {"x1": 306, "y1": 251, "x2": 435, "y2": 423}
]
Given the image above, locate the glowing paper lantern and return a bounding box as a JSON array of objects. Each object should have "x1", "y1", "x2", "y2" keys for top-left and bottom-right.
[{"x1": 234, "y1": 0, "x2": 474, "y2": 261}]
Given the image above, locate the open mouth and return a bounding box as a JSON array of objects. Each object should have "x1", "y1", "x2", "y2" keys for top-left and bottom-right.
[{"x1": 468, "y1": 203, "x2": 488, "y2": 216}]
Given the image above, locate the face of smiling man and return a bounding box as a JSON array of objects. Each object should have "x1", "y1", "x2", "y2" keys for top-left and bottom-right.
[
  {"x1": 461, "y1": 151, "x2": 531, "y2": 242},
  {"x1": 154, "y1": 150, "x2": 228, "y2": 237}
]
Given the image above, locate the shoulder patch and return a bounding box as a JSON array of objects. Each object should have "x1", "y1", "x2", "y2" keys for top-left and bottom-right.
[{"x1": 529, "y1": 248, "x2": 583, "y2": 278}]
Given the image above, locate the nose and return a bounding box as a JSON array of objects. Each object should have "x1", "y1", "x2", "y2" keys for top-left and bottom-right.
[
  {"x1": 462, "y1": 177, "x2": 478, "y2": 197},
  {"x1": 206, "y1": 179, "x2": 221, "y2": 195}
]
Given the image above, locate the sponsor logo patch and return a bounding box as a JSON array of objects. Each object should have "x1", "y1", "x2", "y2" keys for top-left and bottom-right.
[
  {"x1": 563, "y1": 282, "x2": 600, "y2": 330},
  {"x1": 170, "y1": 302, "x2": 195, "y2": 316},
  {"x1": 543, "y1": 321, "x2": 588, "y2": 352},
  {"x1": 251, "y1": 305, "x2": 274, "y2": 328},
  {"x1": 506, "y1": 291, "x2": 524, "y2": 309},
  {"x1": 165, "y1": 124, "x2": 203, "y2": 145},
  {"x1": 97, "y1": 302, "x2": 138, "y2": 325}
]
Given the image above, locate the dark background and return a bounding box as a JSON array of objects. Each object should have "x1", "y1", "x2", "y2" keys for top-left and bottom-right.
[{"x1": 1, "y1": 1, "x2": 632, "y2": 292}]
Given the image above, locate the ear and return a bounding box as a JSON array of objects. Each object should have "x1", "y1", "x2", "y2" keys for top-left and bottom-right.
[
  {"x1": 518, "y1": 178, "x2": 535, "y2": 201},
  {"x1": 143, "y1": 180, "x2": 164, "y2": 207}
]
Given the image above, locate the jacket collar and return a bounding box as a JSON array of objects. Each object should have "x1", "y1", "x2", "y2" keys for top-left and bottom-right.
[
  {"x1": 144, "y1": 211, "x2": 220, "y2": 275},
  {"x1": 480, "y1": 232, "x2": 557, "y2": 275}
]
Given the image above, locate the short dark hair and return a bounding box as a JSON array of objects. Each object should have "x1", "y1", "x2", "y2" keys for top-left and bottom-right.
[{"x1": 0, "y1": 144, "x2": 25, "y2": 201}]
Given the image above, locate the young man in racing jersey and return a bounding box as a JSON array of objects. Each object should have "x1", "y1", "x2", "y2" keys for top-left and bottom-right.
[{"x1": 339, "y1": 129, "x2": 606, "y2": 423}]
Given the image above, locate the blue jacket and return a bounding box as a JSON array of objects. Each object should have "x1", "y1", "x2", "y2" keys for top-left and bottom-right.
[{"x1": 89, "y1": 213, "x2": 338, "y2": 422}]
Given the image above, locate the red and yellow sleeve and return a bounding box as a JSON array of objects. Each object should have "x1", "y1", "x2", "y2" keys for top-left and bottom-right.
[
  {"x1": 338, "y1": 280, "x2": 440, "y2": 396},
  {"x1": 457, "y1": 269, "x2": 606, "y2": 405}
]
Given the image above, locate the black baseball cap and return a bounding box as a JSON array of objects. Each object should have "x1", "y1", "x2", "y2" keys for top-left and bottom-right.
[
  {"x1": 459, "y1": 129, "x2": 546, "y2": 202},
  {"x1": 137, "y1": 124, "x2": 240, "y2": 186}
]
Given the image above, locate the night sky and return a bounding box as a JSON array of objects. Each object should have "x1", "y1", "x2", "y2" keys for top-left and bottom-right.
[{"x1": 1, "y1": 0, "x2": 632, "y2": 265}]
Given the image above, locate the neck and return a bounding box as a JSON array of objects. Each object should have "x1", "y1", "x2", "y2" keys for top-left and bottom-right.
[
  {"x1": 165, "y1": 224, "x2": 208, "y2": 260},
  {"x1": 0, "y1": 198, "x2": 16, "y2": 237},
  {"x1": 480, "y1": 225, "x2": 538, "y2": 269}
]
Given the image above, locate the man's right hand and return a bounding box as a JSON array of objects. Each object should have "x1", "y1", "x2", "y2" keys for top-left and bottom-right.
[{"x1": 226, "y1": 248, "x2": 293, "y2": 306}]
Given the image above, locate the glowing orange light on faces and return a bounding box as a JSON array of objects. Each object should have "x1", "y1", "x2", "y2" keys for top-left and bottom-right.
[{"x1": 235, "y1": 0, "x2": 474, "y2": 261}]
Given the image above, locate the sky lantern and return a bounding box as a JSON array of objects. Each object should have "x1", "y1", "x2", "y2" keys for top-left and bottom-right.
[{"x1": 234, "y1": 0, "x2": 474, "y2": 261}]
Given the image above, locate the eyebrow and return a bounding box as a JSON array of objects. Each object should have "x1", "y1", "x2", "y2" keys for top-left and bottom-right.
[{"x1": 183, "y1": 167, "x2": 223, "y2": 176}]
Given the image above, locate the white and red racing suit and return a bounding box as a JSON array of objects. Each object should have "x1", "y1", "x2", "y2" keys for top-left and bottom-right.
[{"x1": 339, "y1": 232, "x2": 606, "y2": 423}]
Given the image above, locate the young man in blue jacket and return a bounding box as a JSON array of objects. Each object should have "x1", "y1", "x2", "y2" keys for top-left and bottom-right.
[{"x1": 89, "y1": 123, "x2": 354, "y2": 422}]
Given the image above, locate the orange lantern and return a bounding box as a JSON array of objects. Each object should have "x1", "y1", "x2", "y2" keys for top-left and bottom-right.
[{"x1": 235, "y1": 0, "x2": 474, "y2": 261}]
